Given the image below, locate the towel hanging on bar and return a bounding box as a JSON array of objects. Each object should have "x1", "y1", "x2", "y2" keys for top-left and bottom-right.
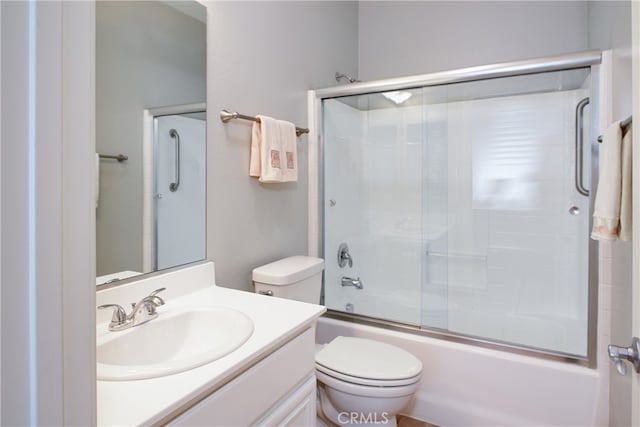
[
  {"x1": 598, "y1": 116, "x2": 632, "y2": 143},
  {"x1": 250, "y1": 115, "x2": 298, "y2": 183},
  {"x1": 592, "y1": 120, "x2": 632, "y2": 241},
  {"x1": 219, "y1": 109, "x2": 309, "y2": 137}
]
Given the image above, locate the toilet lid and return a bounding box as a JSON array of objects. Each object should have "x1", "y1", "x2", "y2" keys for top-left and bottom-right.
[
  {"x1": 316, "y1": 363, "x2": 420, "y2": 387},
  {"x1": 315, "y1": 337, "x2": 422, "y2": 381}
]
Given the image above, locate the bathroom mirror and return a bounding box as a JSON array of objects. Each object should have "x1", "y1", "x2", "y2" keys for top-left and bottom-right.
[{"x1": 96, "y1": 1, "x2": 207, "y2": 285}]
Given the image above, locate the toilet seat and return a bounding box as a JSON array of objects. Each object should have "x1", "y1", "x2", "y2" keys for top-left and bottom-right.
[
  {"x1": 315, "y1": 336, "x2": 422, "y2": 387},
  {"x1": 316, "y1": 363, "x2": 420, "y2": 387},
  {"x1": 316, "y1": 368, "x2": 421, "y2": 399}
]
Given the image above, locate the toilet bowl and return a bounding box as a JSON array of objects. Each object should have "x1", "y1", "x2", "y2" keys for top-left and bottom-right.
[
  {"x1": 315, "y1": 336, "x2": 422, "y2": 426},
  {"x1": 253, "y1": 257, "x2": 423, "y2": 425}
]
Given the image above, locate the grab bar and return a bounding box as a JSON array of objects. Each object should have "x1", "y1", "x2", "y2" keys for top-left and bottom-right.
[
  {"x1": 169, "y1": 129, "x2": 180, "y2": 192},
  {"x1": 575, "y1": 97, "x2": 590, "y2": 197}
]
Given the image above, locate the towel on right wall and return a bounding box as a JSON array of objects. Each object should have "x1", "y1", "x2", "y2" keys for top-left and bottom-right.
[{"x1": 591, "y1": 120, "x2": 632, "y2": 241}]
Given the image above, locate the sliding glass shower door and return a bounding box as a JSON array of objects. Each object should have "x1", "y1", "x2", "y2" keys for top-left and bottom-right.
[
  {"x1": 324, "y1": 89, "x2": 425, "y2": 325},
  {"x1": 323, "y1": 67, "x2": 593, "y2": 357}
]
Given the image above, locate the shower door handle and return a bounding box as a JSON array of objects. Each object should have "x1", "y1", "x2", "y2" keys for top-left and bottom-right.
[
  {"x1": 575, "y1": 97, "x2": 590, "y2": 197},
  {"x1": 169, "y1": 128, "x2": 180, "y2": 192}
]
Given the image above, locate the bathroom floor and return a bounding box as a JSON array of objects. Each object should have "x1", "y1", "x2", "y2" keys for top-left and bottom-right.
[{"x1": 397, "y1": 415, "x2": 438, "y2": 427}]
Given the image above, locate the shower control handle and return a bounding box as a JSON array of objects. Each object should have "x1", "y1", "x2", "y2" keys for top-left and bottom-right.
[
  {"x1": 341, "y1": 276, "x2": 363, "y2": 289},
  {"x1": 608, "y1": 337, "x2": 640, "y2": 376},
  {"x1": 338, "y1": 243, "x2": 353, "y2": 268}
]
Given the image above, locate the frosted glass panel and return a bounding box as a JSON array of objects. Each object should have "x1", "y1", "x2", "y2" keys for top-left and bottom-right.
[
  {"x1": 323, "y1": 89, "x2": 424, "y2": 325},
  {"x1": 322, "y1": 68, "x2": 591, "y2": 357},
  {"x1": 429, "y1": 81, "x2": 590, "y2": 356}
]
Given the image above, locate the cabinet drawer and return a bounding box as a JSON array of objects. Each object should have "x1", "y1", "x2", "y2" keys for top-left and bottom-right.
[{"x1": 168, "y1": 328, "x2": 315, "y2": 426}]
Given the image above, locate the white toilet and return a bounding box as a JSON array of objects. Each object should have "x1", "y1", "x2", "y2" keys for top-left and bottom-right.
[{"x1": 253, "y1": 256, "x2": 423, "y2": 427}]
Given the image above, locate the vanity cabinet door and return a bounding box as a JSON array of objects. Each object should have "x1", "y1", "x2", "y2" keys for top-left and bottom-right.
[
  {"x1": 254, "y1": 375, "x2": 316, "y2": 426},
  {"x1": 167, "y1": 328, "x2": 315, "y2": 426}
]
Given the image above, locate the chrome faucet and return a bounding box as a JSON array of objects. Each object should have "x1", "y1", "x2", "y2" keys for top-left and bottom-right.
[
  {"x1": 338, "y1": 243, "x2": 353, "y2": 268},
  {"x1": 341, "y1": 276, "x2": 363, "y2": 289},
  {"x1": 98, "y1": 287, "x2": 166, "y2": 332}
]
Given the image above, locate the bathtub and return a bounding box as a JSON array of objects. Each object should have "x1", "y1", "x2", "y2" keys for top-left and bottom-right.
[{"x1": 316, "y1": 316, "x2": 606, "y2": 426}]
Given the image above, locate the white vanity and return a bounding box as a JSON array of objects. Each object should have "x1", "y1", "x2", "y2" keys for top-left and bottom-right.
[{"x1": 96, "y1": 261, "x2": 325, "y2": 425}]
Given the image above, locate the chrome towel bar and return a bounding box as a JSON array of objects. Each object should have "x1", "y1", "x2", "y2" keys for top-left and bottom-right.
[
  {"x1": 597, "y1": 115, "x2": 632, "y2": 143},
  {"x1": 99, "y1": 153, "x2": 128, "y2": 162},
  {"x1": 219, "y1": 109, "x2": 309, "y2": 137}
]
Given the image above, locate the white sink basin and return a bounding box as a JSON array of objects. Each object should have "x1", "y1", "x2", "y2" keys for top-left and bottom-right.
[{"x1": 97, "y1": 307, "x2": 254, "y2": 381}]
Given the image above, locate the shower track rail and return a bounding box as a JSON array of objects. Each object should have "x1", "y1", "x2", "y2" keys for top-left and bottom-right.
[
  {"x1": 308, "y1": 50, "x2": 603, "y2": 369},
  {"x1": 323, "y1": 310, "x2": 589, "y2": 366},
  {"x1": 312, "y1": 50, "x2": 601, "y2": 98}
]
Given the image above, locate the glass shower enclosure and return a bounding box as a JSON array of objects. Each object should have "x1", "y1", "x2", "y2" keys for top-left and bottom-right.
[{"x1": 317, "y1": 52, "x2": 600, "y2": 362}]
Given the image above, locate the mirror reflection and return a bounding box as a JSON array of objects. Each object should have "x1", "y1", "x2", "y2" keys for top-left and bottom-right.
[{"x1": 96, "y1": 1, "x2": 207, "y2": 285}]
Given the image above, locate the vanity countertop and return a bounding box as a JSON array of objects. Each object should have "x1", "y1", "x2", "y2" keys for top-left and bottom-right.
[{"x1": 97, "y1": 283, "x2": 325, "y2": 426}]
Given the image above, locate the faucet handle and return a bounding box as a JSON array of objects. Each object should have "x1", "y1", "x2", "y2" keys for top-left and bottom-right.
[
  {"x1": 130, "y1": 288, "x2": 167, "y2": 310},
  {"x1": 338, "y1": 243, "x2": 353, "y2": 268},
  {"x1": 97, "y1": 304, "x2": 127, "y2": 327},
  {"x1": 147, "y1": 288, "x2": 166, "y2": 307},
  {"x1": 150, "y1": 287, "x2": 166, "y2": 297},
  {"x1": 137, "y1": 288, "x2": 166, "y2": 313},
  {"x1": 144, "y1": 295, "x2": 165, "y2": 309}
]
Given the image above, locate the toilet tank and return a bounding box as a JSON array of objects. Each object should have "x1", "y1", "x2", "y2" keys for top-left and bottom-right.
[{"x1": 252, "y1": 256, "x2": 324, "y2": 304}]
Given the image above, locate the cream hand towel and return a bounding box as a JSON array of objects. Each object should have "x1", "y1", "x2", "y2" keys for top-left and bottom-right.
[
  {"x1": 249, "y1": 121, "x2": 261, "y2": 178},
  {"x1": 279, "y1": 120, "x2": 298, "y2": 182},
  {"x1": 250, "y1": 115, "x2": 284, "y2": 182},
  {"x1": 619, "y1": 129, "x2": 632, "y2": 241},
  {"x1": 592, "y1": 121, "x2": 622, "y2": 240}
]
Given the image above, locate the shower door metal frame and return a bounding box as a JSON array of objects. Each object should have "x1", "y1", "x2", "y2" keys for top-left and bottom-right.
[{"x1": 308, "y1": 50, "x2": 603, "y2": 368}]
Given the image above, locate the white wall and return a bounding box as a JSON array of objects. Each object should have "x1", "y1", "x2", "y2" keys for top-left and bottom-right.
[
  {"x1": 1, "y1": 2, "x2": 95, "y2": 424},
  {"x1": 587, "y1": 2, "x2": 633, "y2": 426},
  {"x1": 96, "y1": 2, "x2": 206, "y2": 276},
  {"x1": 1, "y1": 3, "x2": 31, "y2": 422},
  {"x1": 207, "y1": 1, "x2": 358, "y2": 290},
  {"x1": 358, "y1": 1, "x2": 589, "y2": 80}
]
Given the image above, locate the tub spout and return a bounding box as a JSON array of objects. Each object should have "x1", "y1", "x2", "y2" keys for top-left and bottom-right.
[{"x1": 341, "y1": 276, "x2": 363, "y2": 289}]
